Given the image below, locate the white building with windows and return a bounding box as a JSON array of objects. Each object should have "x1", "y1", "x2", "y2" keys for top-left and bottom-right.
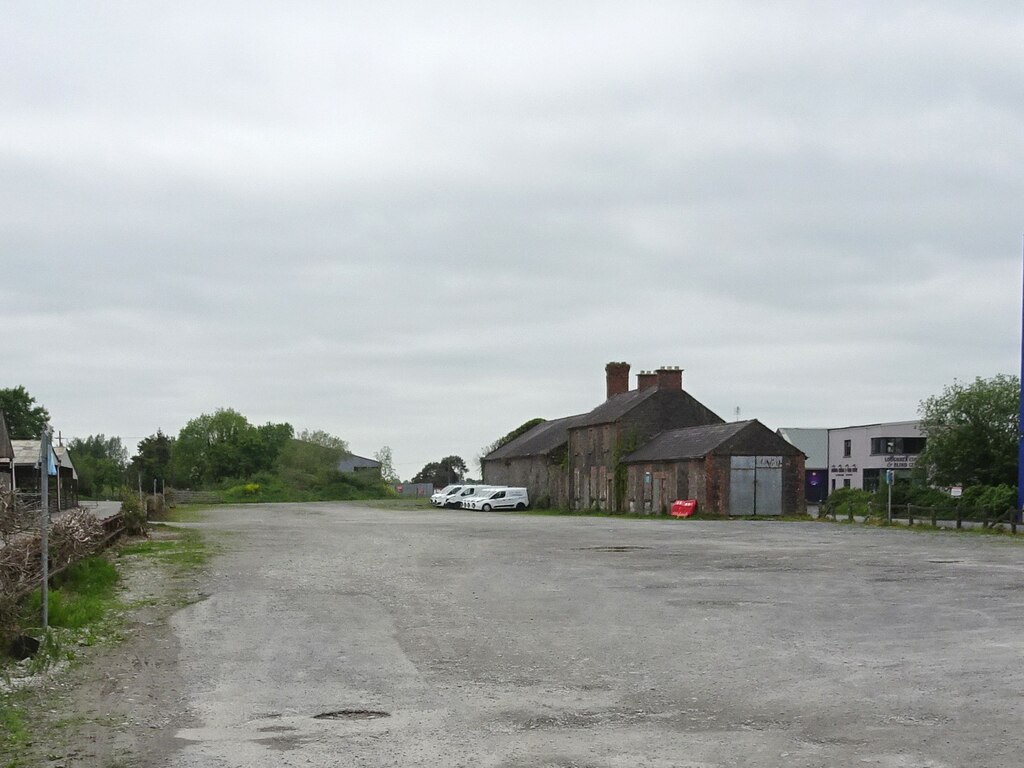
[{"x1": 827, "y1": 420, "x2": 926, "y2": 494}]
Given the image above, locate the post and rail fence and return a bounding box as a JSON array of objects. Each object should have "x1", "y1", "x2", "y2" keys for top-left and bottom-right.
[{"x1": 824, "y1": 499, "x2": 1019, "y2": 534}]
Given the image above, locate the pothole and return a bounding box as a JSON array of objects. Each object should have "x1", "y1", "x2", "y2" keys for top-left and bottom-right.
[
  {"x1": 313, "y1": 709, "x2": 390, "y2": 720},
  {"x1": 576, "y1": 546, "x2": 651, "y2": 552}
]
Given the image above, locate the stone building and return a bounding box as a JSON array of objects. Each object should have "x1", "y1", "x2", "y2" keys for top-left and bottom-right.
[
  {"x1": 623, "y1": 420, "x2": 805, "y2": 516},
  {"x1": 566, "y1": 363, "x2": 724, "y2": 512},
  {"x1": 482, "y1": 361, "x2": 806, "y2": 516},
  {"x1": 479, "y1": 414, "x2": 585, "y2": 508}
]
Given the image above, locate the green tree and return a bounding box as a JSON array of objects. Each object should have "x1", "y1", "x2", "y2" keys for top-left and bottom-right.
[
  {"x1": 297, "y1": 429, "x2": 349, "y2": 453},
  {"x1": 0, "y1": 385, "x2": 50, "y2": 439},
  {"x1": 276, "y1": 438, "x2": 345, "y2": 492},
  {"x1": 412, "y1": 455, "x2": 467, "y2": 487},
  {"x1": 68, "y1": 435, "x2": 128, "y2": 498},
  {"x1": 374, "y1": 446, "x2": 399, "y2": 483},
  {"x1": 174, "y1": 408, "x2": 293, "y2": 486},
  {"x1": 131, "y1": 430, "x2": 175, "y2": 491},
  {"x1": 917, "y1": 374, "x2": 1019, "y2": 487}
]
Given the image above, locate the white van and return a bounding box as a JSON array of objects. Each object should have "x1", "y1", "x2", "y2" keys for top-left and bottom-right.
[
  {"x1": 472, "y1": 487, "x2": 529, "y2": 511},
  {"x1": 457, "y1": 486, "x2": 503, "y2": 509},
  {"x1": 444, "y1": 485, "x2": 494, "y2": 508},
  {"x1": 430, "y1": 484, "x2": 463, "y2": 507}
]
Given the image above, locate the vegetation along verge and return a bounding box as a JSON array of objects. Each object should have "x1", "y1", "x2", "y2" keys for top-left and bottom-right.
[{"x1": 0, "y1": 507, "x2": 212, "y2": 767}]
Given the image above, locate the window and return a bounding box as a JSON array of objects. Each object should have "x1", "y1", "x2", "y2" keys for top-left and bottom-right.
[
  {"x1": 870, "y1": 437, "x2": 926, "y2": 455},
  {"x1": 843, "y1": 479, "x2": 851, "y2": 489},
  {"x1": 863, "y1": 468, "x2": 881, "y2": 493},
  {"x1": 843, "y1": 439, "x2": 851, "y2": 457}
]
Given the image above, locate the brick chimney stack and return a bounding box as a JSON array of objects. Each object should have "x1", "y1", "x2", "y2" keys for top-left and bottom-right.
[
  {"x1": 605, "y1": 362, "x2": 631, "y2": 399},
  {"x1": 655, "y1": 366, "x2": 683, "y2": 391},
  {"x1": 637, "y1": 370, "x2": 657, "y2": 390}
]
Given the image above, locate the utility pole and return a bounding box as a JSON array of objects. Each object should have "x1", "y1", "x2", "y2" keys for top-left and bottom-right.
[
  {"x1": 40, "y1": 428, "x2": 51, "y2": 630},
  {"x1": 1018, "y1": 237, "x2": 1024, "y2": 523}
]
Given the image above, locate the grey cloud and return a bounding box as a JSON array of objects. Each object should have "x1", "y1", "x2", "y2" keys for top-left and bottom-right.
[{"x1": 3, "y1": 2, "x2": 1022, "y2": 474}]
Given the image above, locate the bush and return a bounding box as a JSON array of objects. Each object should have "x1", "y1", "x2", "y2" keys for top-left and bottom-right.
[
  {"x1": 870, "y1": 482, "x2": 956, "y2": 512},
  {"x1": 821, "y1": 487, "x2": 874, "y2": 519},
  {"x1": 119, "y1": 488, "x2": 148, "y2": 536},
  {"x1": 222, "y1": 482, "x2": 263, "y2": 503},
  {"x1": 958, "y1": 484, "x2": 1016, "y2": 521},
  {"x1": 146, "y1": 493, "x2": 166, "y2": 518}
]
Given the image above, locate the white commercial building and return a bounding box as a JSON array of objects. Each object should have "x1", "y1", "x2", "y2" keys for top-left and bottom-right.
[{"x1": 827, "y1": 420, "x2": 926, "y2": 494}]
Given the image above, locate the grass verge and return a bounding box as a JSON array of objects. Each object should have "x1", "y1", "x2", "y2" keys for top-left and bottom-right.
[{"x1": 1, "y1": 514, "x2": 212, "y2": 766}]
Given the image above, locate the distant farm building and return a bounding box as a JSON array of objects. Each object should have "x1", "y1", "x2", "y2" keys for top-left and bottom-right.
[{"x1": 337, "y1": 453, "x2": 381, "y2": 475}]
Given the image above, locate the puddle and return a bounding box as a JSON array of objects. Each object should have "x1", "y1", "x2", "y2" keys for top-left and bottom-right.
[{"x1": 314, "y1": 709, "x2": 390, "y2": 721}]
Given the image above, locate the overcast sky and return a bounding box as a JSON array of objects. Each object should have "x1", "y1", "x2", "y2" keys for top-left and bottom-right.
[{"x1": 3, "y1": 2, "x2": 1022, "y2": 478}]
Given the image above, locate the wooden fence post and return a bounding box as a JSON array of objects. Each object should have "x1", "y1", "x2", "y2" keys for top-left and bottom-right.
[
  {"x1": 907, "y1": 503, "x2": 913, "y2": 527},
  {"x1": 956, "y1": 505, "x2": 962, "y2": 530}
]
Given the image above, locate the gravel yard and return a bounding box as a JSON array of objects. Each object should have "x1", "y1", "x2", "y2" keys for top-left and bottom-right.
[{"x1": 19, "y1": 503, "x2": 1024, "y2": 767}]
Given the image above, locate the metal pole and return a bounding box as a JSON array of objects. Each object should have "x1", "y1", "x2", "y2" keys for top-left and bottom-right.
[
  {"x1": 1018, "y1": 236, "x2": 1024, "y2": 522},
  {"x1": 887, "y1": 476, "x2": 892, "y2": 524},
  {"x1": 40, "y1": 429, "x2": 50, "y2": 630}
]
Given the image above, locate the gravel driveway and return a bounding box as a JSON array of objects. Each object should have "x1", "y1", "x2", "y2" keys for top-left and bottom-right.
[{"x1": 151, "y1": 503, "x2": 1024, "y2": 767}]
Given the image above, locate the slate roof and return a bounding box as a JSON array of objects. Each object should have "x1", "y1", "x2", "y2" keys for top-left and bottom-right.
[
  {"x1": 483, "y1": 414, "x2": 587, "y2": 461},
  {"x1": 574, "y1": 387, "x2": 658, "y2": 427},
  {"x1": 623, "y1": 421, "x2": 755, "y2": 462}
]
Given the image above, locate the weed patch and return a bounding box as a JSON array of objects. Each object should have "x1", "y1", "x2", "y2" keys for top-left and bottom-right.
[
  {"x1": 118, "y1": 529, "x2": 210, "y2": 569},
  {"x1": 164, "y1": 505, "x2": 214, "y2": 523},
  {"x1": 0, "y1": 693, "x2": 30, "y2": 750},
  {"x1": 21, "y1": 558, "x2": 120, "y2": 631}
]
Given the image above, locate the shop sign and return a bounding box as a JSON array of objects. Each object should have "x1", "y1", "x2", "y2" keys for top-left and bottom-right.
[{"x1": 884, "y1": 454, "x2": 917, "y2": 469}]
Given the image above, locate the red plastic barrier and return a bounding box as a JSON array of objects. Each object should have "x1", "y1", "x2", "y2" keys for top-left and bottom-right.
[{"x1": 670, "y1": 499, "x2": 697, "y2": 518}]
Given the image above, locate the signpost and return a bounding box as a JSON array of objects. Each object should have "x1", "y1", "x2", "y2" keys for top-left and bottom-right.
[{"x1": 886, "y1": 468, "x2": 894, "y2": 524}]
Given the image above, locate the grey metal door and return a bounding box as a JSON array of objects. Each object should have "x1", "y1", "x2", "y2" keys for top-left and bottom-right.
[
  {"x1": 729, "y1": 456, "x2": 783, "y2": 516},
  {"x1": 729, "y1": 456, "x2": 755, "y2": 515},
  {"x1": 754, "y1": 456, "x2": 783, "y2": 516}
]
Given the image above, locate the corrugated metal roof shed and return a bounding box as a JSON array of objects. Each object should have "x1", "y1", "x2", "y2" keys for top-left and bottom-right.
[
  {"x1": 337, "y1": 453, "x2": 381, "y2": 473},
  {"x1": 0, "y1": 411, "x2": 13, "y2": 461},
  {"x1": 54, "y1": 445, "x2": 78, "y2": 479},
  {"x1": 11, "y1": 440, "x2": 42, "y2": 466}
]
